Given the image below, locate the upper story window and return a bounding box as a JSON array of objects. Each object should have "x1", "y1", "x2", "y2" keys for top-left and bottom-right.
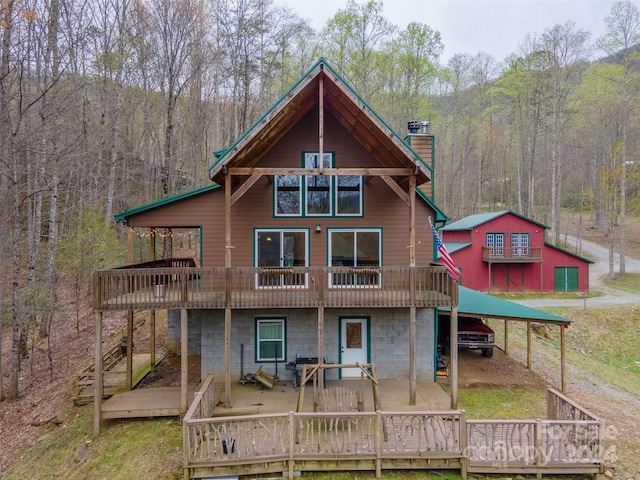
[
  {"x1": 486, "y1": 233, "x2": 505, "y2": 256},
  {"x1": 511, "y1": 232, "x2": 530, "y2": 256},
  {"x1": 274, "y1": 152, "x2": 362, "y2": 217},
  {"x1": 305, "y1": 153, "x2": 332, "y2": 215}
]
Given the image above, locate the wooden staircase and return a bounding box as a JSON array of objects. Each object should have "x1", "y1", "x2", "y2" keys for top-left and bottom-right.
[{"x1": 74, "y1": 344, "x2": 164, "y2": 405}]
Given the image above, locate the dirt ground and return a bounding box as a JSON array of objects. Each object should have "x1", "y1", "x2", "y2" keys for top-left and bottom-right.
[{"x1": 441, "y1": 347, "x2": 550, "y2": 391}]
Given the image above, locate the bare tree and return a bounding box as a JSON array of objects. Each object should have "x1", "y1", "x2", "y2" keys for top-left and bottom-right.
[
  {"x1": 598, "y1": 0, "x2": 640, "y2": 275},
  {"x1": 540, "y1": 22, "x2": 591, "y2": 244}
]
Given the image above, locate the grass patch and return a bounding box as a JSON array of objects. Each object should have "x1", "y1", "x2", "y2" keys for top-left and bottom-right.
[
  {"x1": 491, "y1": 290, "x2": 602, "y2": 301},
  {"x1": 3, "y1": 411, "x2": 183, "y2": 480},
  {"x1": 440, "y1": 385, "x2": 546, "y2": 419},
  {"x1": 601, "y1": 272, "x2": 640, "y2": 293},
  {"x1": 490, "y1": 305, "x2": 640, "y2": 398}
]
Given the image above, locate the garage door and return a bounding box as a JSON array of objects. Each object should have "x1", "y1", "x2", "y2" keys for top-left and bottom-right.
[{"x1": 554, "y1": 267, "x2": 579, "y2": 292}]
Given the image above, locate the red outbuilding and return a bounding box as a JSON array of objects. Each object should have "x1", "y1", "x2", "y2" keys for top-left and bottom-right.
[{"x1": 440, "y1": 210, "x2": 592, "y2": 293}]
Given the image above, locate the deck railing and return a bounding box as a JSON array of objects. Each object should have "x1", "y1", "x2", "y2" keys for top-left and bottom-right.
[
  {"x1": 182, "y1": 387, "x2": 604, "y2": 480},
  {"x1": 466, "y1": 418, "x2": 603, "y2": 475},
  {"x1": 481, "y1": 246, "x2": 543, "y2": 262},
  {"x1": 547, "y1": 387, "x2": 602, "y2": 422},
  {"x1": 182, "y1": 410, "x2": 465, "y2": 479},
  {"x1": 93, "y1": 265, "x2": 458, "y2": 311}
]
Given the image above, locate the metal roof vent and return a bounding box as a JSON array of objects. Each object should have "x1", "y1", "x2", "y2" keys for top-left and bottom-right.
[{"x1": 408, "y1": 120, "x2": 429, "y2": 134}]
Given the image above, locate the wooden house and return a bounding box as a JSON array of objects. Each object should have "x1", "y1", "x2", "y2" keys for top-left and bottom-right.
[
  {"x1": 440, "y1": 211, "x2": 592, "y2": 293},
  {"x1": 93, "y1": 58, "x2": 459, "y2": 426}
]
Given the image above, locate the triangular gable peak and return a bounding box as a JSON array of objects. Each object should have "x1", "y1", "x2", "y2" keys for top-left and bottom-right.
[{"x1": 208, "y1": 58, "x2": 432, "y2": 191}]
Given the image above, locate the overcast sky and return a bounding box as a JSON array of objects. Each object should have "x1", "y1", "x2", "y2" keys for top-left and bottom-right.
[{"x1": 274, "y1": 0, "x2": 626, "y2": 63}]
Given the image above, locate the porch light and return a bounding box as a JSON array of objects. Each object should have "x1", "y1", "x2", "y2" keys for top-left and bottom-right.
[{"x1": 316, "y1": 224, "x2": 321, "y2": 233}]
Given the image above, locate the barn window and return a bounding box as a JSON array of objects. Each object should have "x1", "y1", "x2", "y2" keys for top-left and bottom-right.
[{"x1": 486, "y1": 233, "x2": 505, "y2": 256}]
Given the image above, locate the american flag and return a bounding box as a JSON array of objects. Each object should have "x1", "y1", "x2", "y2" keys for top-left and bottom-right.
[{"x1": 429, "y1": 219, "x2": 460, "y2": 282}]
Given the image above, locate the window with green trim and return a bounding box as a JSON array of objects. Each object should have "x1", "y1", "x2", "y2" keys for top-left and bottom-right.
[
  {"x1": 304, "y1": 152, "x2": 332, "y2": 215},
  {"x1": 256, "y1": 318, "x2": 286, "y2": 362},
  {"x1": 274, "y1": 152, "x2": 362, "y2": 217}
]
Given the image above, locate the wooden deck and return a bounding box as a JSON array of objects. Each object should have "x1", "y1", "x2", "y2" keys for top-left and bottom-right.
[
  {"x1": 75, "y1": 353, "x2": 164, "y2": 405},
  {"x1": 101, "y1": 386, "x2": 196, "y2": 419},
  {"x1": 93, "y1": 265, "x2": 458, "y2": 311}
]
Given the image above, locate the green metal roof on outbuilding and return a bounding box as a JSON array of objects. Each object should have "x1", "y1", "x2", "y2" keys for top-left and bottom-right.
[
  {"x1": 439, "y1": 286, "x2": 572, "y2": 325},
  {"x1": 545, "y1": 242, "x2": 593, "y2": 264},
  {"x1": 441, "y1": 210, "x2": 549, "y2": 231}
]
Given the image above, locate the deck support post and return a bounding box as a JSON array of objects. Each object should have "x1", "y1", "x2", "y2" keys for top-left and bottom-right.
[
  {"x1": 126, "y1": 310, "x2": 133, "y2": 390},
  {"x1": 181, "y1": 308, "x2": 188, "y2": 412},
  {"x1": 317, "y1": 306, "x2": 324, "y2": 378},
  {"x1": 527, "y1": 321, "x2": 532, "y2": 369},
  {"x1": 408, "y1": 172, "x2": 416, "y2": 404},
  {"x1": 93, "y1": 311, "x2": 103, "y2": 437},
  {"x1": 450, "y1": 306, "x2": 458, "y2": 409},
  {"x1": 504, "y1": 320, "x2": 509, "y2": 355},
  {"x1": 224, "y1": 170, "x2": 233, "y2": 409},
  {"x1": 560, "y1": 325, "x2": 566, "y2": 393},
  {"x1": 150, "y1": 310, "x2": 156, "y2": 372},
  {"x1": 409, "y1": 305, "x2": 416, "y2": 405},
  {"x1": 224, "y1": 308, "x2": 231, "y2": 408}
]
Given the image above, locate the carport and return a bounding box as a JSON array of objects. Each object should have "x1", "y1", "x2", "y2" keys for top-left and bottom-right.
[{"x1": 439, "y1": 286, "x2": 573, "y2": 399}]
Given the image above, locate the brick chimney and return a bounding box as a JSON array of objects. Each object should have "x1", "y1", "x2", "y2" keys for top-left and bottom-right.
[{"x1": 406, "y1": 121, "x2": 434, "y2": 199}]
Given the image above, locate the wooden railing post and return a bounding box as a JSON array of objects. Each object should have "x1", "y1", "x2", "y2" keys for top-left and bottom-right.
[
  {"x1": 288, "y1": 411, "x2": 295, "y2": 480},
  {"x1": 375, "y1": 411, "x2": 382, "y2": 479},
  {"x1": 460, "y1": 410, "x2": 468, "y2": 480}
]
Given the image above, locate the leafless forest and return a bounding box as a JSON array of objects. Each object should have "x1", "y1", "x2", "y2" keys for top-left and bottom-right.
[{"x1": 1, "y1": 0, "x2": 639, "y2": 401}]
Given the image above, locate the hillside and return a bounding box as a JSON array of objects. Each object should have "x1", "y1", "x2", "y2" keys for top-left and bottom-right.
[{"x1": 1, "y1": 216, "x2": 640, "y2": 478}]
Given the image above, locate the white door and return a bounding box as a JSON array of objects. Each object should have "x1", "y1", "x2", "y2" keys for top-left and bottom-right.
[{"x1": 340, "y1": 318, "x2": 368, "y2": 378}]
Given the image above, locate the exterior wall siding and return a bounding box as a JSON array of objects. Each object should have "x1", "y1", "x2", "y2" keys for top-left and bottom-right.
[
  {"x1": 125, "y1": 109, "x2": 437, "y2": 269},
  {"x1": 191, "y1": 308, "x2": 435, "y2": 381}
]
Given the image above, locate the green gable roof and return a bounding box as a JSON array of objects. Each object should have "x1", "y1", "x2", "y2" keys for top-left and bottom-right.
[
  {"x1": 440, "y1": 286, "x2": 572, "y2": 324},
  {"x1": 114, "y1": 184, "x2": 220, "y2": 224},
  {"x1": 442, "y1": 210, "x2": 549, "y2": 231},
  {"x1": 545, "y1": 242, "x2": 593, "y2": 264}
]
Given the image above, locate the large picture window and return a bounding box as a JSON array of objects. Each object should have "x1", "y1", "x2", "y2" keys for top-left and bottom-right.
[
  {"x1": 329, "y1": 229, "x2": 381, "y2": 287},
  {"x1": 256, "y1": 318, "x2": 285, "y2": 362},
  {"x1": 274, "y1": 152, "x2": 362, "y2": 217}
]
